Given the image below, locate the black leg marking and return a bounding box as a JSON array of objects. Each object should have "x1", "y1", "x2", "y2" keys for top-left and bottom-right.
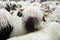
[
  {"x1": 25, "y1": 17, "x2": 39, "y2": 33},
  {"x1": 0, "y1": 23, "x2": 13, "y2": 40}
]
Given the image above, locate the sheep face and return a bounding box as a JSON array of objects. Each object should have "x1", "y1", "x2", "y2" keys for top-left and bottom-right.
[{"x1": 22, "y1": 6, "x2": 43, "y2": 33}]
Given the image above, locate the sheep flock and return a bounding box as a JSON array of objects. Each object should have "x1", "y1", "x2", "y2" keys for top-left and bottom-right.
[{"x1": 0, "y1": 0, "x2": 60, "y2": 40}]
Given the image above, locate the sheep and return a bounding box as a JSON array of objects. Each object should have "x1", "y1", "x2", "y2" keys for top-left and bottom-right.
[
  {"x1": 1, "y1": 6, "x2": 43, "y2": 39},
  {"x1": 22, "y1": 6, "x2": 43, "y2": 33},
  {"x1": 40, "y1": 1, "x2": 60, "y2": 23},
  {"x1": 43, "y1": 5, "x2": 60, "y2": 23},
  {"x1": 0, "y1": 8, "x2": 24, "y2": 40},
  {"x1": 0, "y1": 8, "x2": 13, "y2": 40},
  {"x1": 0, "y1": 6, "x2": 42, "y2": 40},
  {"x1": 0, "y1": 9, "x2": 27, "y2": 40},
  {"x1": 9, "y1": 10, "x2": 27, "y2": 37},
  {"x1": 7, "y1": 22, "x2": 60, "y2": 40}
]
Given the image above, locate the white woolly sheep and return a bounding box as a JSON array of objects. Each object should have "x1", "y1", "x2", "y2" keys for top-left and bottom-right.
[
  {"x1": 43, "y1": 5, "x2": 60, "y2": 23},
  {"x1": 9, "y1": 10, "x2": 27, "y2": 37},
  {"x1": 22, "y1": 6, "x2": 43, "y2": 33},
  {"x1": 4, "y1": 6, "x2": 44, "y2": 39},
  {"x1": 0, "y1": 9, "x2": 26, "y2": 40},
  {"x1": 7, "y1": 22, "x2": 60, "y2": 40},
  {"x1": 0, "y1": 8, "x2": 12, "y2": 40}
]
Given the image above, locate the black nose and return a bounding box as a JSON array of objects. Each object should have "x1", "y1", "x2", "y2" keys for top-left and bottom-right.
[{"x1": 17, "y1": 12, "x2": 22, "y2": 17}]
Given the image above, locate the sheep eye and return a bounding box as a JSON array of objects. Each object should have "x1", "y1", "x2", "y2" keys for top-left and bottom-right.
[{"x1": 17, "y1": 12, "x2": 22, "y2": 17}]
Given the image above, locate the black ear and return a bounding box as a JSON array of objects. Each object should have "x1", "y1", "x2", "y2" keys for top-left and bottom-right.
[
  {"x1": 5, "y1": 4, "x2": 10, "y2": 12},
  {"x1": 25, "y1": 17, "x2": 39, "y2": 33},
  {"x1": 0, "y1": 23, "x2": 13, "y2": 40},
  {"x1": 17, "y1": 12, "x2": 22, "y2": 17}
]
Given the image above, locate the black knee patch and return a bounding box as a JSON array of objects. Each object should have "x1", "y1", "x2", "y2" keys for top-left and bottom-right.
[{"x1": 0, "y1": 23, "x2": 13, "y2": 40}]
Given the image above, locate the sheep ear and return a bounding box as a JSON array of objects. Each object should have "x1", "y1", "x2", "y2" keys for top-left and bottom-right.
[{"x1": 0, "y1": 23, "x2": 13, "y2": 40}]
